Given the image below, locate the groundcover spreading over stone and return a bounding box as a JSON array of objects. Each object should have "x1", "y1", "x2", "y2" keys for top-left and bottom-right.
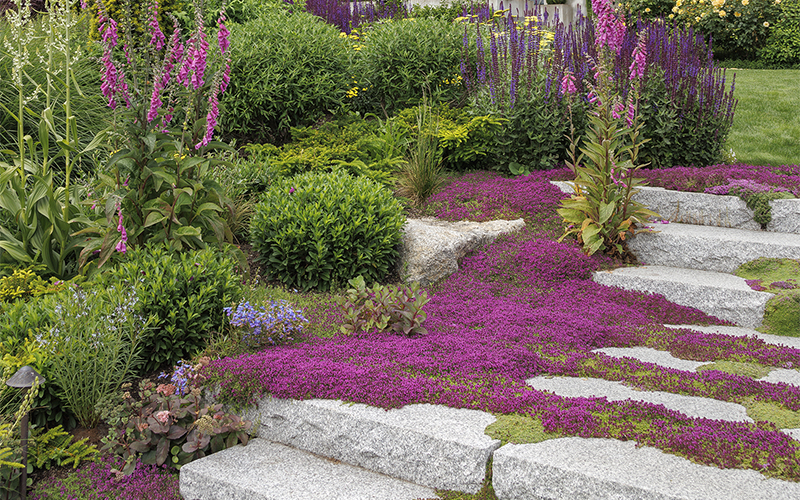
[{"x1": 205, "y1": 171, "x2": 800, "y2": 481}]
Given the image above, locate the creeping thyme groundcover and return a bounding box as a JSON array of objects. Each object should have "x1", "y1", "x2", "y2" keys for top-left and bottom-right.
[{"x1": 205, "y1": 170, "x2": 800, "y2": 481}]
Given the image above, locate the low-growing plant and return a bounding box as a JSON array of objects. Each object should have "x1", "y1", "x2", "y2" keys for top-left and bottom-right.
[
  {"x1": 705, "y1": 179, "x2": 794, "y2": 227},
  {"x1": 104, "y1": 244, "x2": 244, "y2": 373},
  {"x1": 336, "y1": 275, "x2": 430, "y2": 336},
  {"x1": 100, "y1": 379, "x2": 251, "y2": 475},
  {"x1": 0, "y1": 267, "x2": 72, "y2": 303},
  {"x1": 224, "y1": 299, "x2": 308, "y2": 350},
  {"x1": 250, "y1": 170, "x2": 405, "y2": 292}
]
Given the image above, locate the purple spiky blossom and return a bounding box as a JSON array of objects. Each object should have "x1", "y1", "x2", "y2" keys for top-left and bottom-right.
[{"x1": 148, "y1": 0, "x2": 166, "y2": 50}]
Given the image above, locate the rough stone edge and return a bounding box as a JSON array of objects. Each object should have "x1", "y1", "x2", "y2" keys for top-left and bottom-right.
[
  {"x1": 492, "y1": 439, "x2": 800, "y2": 500},
  {"x1": 551, "y1": 181, "x2": 800, "y2": 234},
  {"x1": 237, "y1": 397, "x2": 501, "y2": 494},
  {"x1": 592, "y1": 267, "x2": 772, "y2": 328}
]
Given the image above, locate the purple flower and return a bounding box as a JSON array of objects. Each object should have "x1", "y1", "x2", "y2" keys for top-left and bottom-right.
[
  {"x1": 629, "y1": 36, "x2": 647, "y2": 81},
  {"x1": 148, "y1": 0, "x2": 166, "y2": 51},
  {"x1": 217, "y1": 10, "x2": 230, "y2": 55},
  {"x1": 561, "y1": 70, "x2": 577, "y2": 96}
]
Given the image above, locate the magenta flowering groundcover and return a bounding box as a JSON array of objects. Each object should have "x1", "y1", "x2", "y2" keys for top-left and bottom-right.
[{"x1": 205, "y1": 170, "x2": 800, "y2": 481}]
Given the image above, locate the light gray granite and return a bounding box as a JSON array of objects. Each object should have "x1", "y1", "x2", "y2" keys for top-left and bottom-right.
[
  {"x1": 593, "y1": 265, "x2": 773, "y2": 328},
  {"x1": 768, "y1": 199, "x2": 800, "y2": 234},
  {"x1": 552, "y1": 181, "x2": 800, "y2": 234},
  {"x1": 179, "y1": 439, "x2": 437, "y2": 500},
  {"x1": 633, "y1": 186, "x2": 761, "y2": 230},
  {"x1": 759, "y1": 368, "x2": 800, "y2": 388},
  {"x1": 627, "y1": 222, "x2": 800, "y2": 273},
  {"x1": 239, "y1": 398, "x2": 500, "y2": 493},
  {"x1": 593, "y1": 346, "x2": 713, "y2": 372},
  {"x1": 398, "y1": 217, "x2": 525, "y2": 287},
  {"x1": 492, "y1": 438, "x2": 800, "y2": 500},
  {"x1": 665, "y1": 324, "x2": 800, "y2": 351},
  {"x1": 526, "y1": 376, "x2": 752, "y2": 422},
  {"x1": 783, "y1": 428, "x2": 800, "y2": 441}
]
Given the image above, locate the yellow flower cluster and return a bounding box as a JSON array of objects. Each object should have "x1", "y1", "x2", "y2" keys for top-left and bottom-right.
[{"x1": 442, "y1": 75, "x2": 464, "y2": 86}]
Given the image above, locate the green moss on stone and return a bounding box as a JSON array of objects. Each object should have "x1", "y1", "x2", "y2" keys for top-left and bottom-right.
[
  {"x1": 696, "y1": 360, "x2": 773, "y2": 379},
  {"x1": 742, "y1": 398, "x2": 800, "y2": 429},
  {"x1": 485, "y1": 414, "x2": 562, "y2": 446},
  {"x1": 735, "y1": 258, "x2": 800, "y2": 337}
]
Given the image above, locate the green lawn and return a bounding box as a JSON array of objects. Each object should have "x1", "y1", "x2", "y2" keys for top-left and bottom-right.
[{"x1": 726, "y1": 69, "x2": 800, "y2": 166}]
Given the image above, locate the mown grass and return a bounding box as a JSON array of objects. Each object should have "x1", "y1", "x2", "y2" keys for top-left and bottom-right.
[{"x1": 725, "y1": 69, "x2": 800, "y2": 167}]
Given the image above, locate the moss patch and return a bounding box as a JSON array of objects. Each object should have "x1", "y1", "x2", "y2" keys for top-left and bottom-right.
[
  {"x1": 742, "y1": 398, "x2": 800, "y2": 429},
  {"x1": 696, "y1": 360, "x2": 773, "y2": 379},
  {"x1": 735, "y1": 258, "x2": 800, "y2": 337},
  {"x1": 485, "y1": 414, "x2": 562, "y2": 446}
]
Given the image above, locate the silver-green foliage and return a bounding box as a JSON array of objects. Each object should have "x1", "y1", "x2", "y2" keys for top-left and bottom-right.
[{"x1": 250, "y1": 171, "x2": 406, "y2": 292}]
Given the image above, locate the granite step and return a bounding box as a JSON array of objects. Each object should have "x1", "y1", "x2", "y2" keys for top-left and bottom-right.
[
  {"x1": 665, "y1": 324, "x2": 800, "y2": 350},
  {"x1": 492, "y1": 437, "x2": 800, "y2": 500},
  {"x1": 593, "y1": 265, "x2": 773, "y2": 328},
  {"x1": 234, "y1": 397, "x2": 500, "y2": 494},
  {"x1": 551, "y1": 181, "x2": 800, "y2": 234},
  {"x1": 179, "y1": 439, "x2": 437, "y2": 500},
  {"x1": 627, "y1": 222, "x2": 800, "y2": 273}
]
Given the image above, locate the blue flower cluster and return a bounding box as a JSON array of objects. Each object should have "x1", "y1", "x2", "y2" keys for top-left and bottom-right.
[
  {"x1": 223, "y1": 300, "x2": 308, "y2": 348},
  {"x1": 160, "y1": 360, "x2": 197, "y2": 396}
]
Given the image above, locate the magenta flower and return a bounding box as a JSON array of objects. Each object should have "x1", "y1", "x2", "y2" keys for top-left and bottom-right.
[
  {"x1": 116, "y1": 204, "x2": 128, "y2": 253},
  {"x1": 594, "y1": 0, "x2": 625, "y2": 54},
  {"x1": 626, "y1": 93, "x2": 636, "y2": 127},
  {"x1": 629, "y1": 36, "x2": 647, "y2": 81},
  {"x1": 561, "y1": 71, "x2": 577, "y2": 96},
  {"x1": 217, "y1": 10, "x2": 230, "y2": 55},
  {"x1": 148, "y1": 0, "x2": 166, "y2": 51}
]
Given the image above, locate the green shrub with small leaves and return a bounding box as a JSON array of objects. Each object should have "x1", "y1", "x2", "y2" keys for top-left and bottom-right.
[
  {"x1": 760, "y1": 0, "x2": 800, "y2": 65},
  {"x1": 349, "y1": 17, "x2": 468, "y2": 115},
  {"x1": 336, "y1": 275, "x2": 430, "y2": 336},
  {"x1": 250, "y1": 171, "x2": 405, "y2": 292},
  {"x1": 103, "y1": 244, "x2": 244, "y2": 373},
  {"x1": 220, "y1": 9, "x2": 350, "y2": 143}
]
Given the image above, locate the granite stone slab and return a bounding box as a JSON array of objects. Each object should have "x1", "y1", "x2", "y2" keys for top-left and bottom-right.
[
  {"x1": 593, "y1": 346, "x2": 713, "y2": 372},
  {"x1": 492, "y1": 438, "x2": 800, "y2": 500},
  {"x1": 593, "y1": 265, "x2": 773, "y2": 328},
  {"x1": 526, "y1": 376, "x2": 752, "y2": 422},
  {"x1": 239, "y1": 398, "x2": 500, "y2": 493},
  {"x1": 664, "y1": 324, "x2": 800, "y2": 350},
  {"x1": 179, "y1": 439, "x2": 437, "y2": 500},
  {"x1": 627, "y1": 222, "x2": 800, "y2": 273},
  {"x1": 768, "y1": 199, "x2": 800, "y2": 234}
]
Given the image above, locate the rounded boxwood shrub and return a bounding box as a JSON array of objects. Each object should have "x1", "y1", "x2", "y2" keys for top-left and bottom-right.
[
  {"x1": 220, "y1": 9, "x2": 350, "y2": 143},
  {"x1": 250, "y1": 171, "x2": 405, "y2": 292},
  {"x1": 104, "y1": 244, "x2": 244, "y2": 372}
]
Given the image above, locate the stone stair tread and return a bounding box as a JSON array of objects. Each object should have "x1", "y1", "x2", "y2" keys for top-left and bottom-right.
[
  {"x1": 593, "y1": 346, "x2": 713, "y2": 372},
  {"x1": 593, "y1": 265, "x2": 772, "y2": 328},
  {"x1": 526, "y1": 375, "x2": 752, "y2": 422},
  {"x1": 594, "y1": 345, "x2": 800, "y2": 388},
  {"x1": 665, "y1": 324, "x2": 800, "y2": 350},
  {"x1": 179, "y1": 439, "x2": 437, "y2": 500},
  {"x1": 628, "y1": 222, "x2": 800, "y2": 273},
  {"x1": 237, "y1": 398, "x2": 500, "y2": 493},
  {"x1": 492, "y1": 438, "x2": 800, "y2": 500}
]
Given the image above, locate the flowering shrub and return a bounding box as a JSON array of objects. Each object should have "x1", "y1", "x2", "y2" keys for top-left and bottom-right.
[
  {"x1": 760, "y1": 0, "x2": 800, "y2": 65},
  {"x1": 673, "y1": 0, "x2": 781, "y2": 59},
  {"x1": 461, "y1": 8, "x2": 737, "y2": 170},
  {"x1": 622, "y1": 0, "x2": 676, "y2": 20},
  {"x1": 100, "y1": 379, "x2": 251, "y2": 475},
  {"x1": 224, "y1": 300, "x2": 308, "y2": 349}
]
